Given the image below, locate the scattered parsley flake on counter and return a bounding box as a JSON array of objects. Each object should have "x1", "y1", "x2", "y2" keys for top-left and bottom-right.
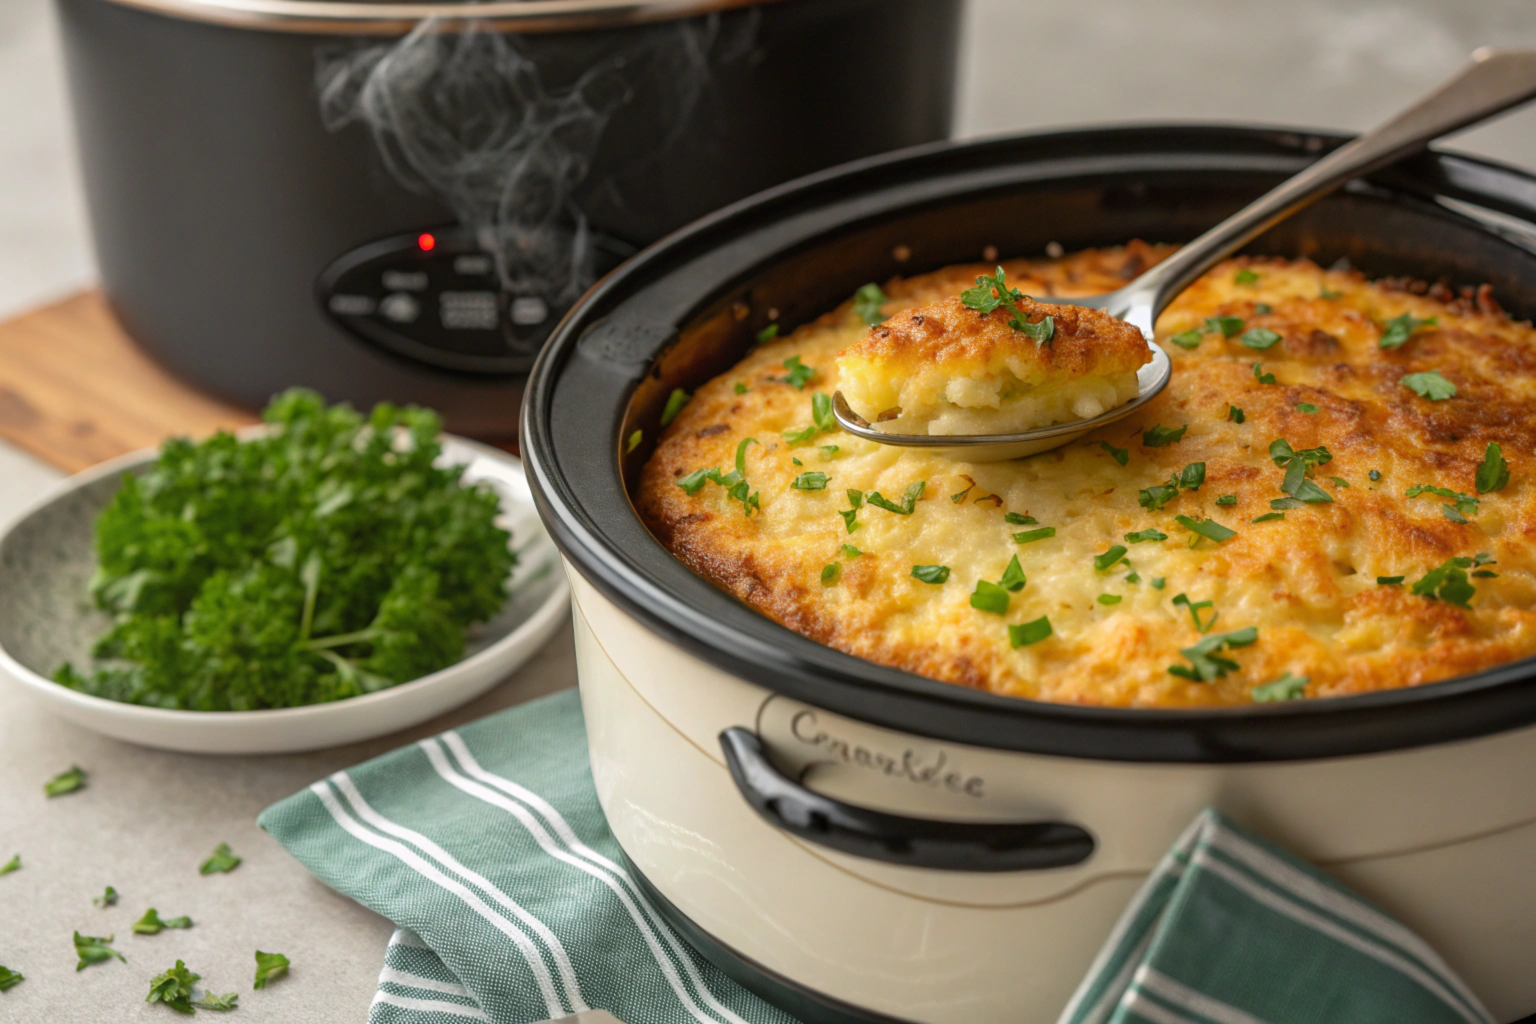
[
  {"x1": 253, "y1": 951, "x2": 290, "y2": 990},
  {"x1": 1378, "y1": 312, "x2": 1436, "y2": 349},
  {"x1": 1240, "y1": 327, "x2": 1281, "y2": 350},
  {"x1": 1253, "y1": 363, "x2": 1277, "y2": 385},
  {"x1": 133, "y1": 909, "x2": 192, "y2": 935},
  {"x1": 1476, "y1": 442, "x2": 1510, "y2": 493},
  {"x1": 1296, "y1": 402, "x2": 1319, "y2": 414},
  {"x1": 852, "y1": 283, "x2": 889, "y2": 326},
  {"x1": 1093, "y1": 545, "x2": 1129, "y2": 571},
  {"x1": 734, "y1": 382, "x2": 749, "y2": 395},
  {"x1": 755, "y1": 323, "x2": 779, "y2": 344},
  {"x1": 1411, "y1": 558, "x2": 1478, "y2": 607},
  {"x1": 1177, "y1": 462, "x2": 1206, "y2": 490},
  {"x1": 1228, "y1": 405, "x2": 1245, "y2": 423},
  {"x1": 198, "y1": 990, "x2": 240, "y2": 1011},
  {"x1": 94, "y1": 886, "x2": 117, "y2": 908},
  {"x1": 1139, "y1": 482, "x2": 1180, "y2": 512},
  {"x1": 820, "y1": 563, "x2": 840, "y2": 586},
  {"x1": 779, "y1": 356, "x2": 815, "y2": 389},
  {"x1": 1013, "y1": 526, "x2": 1056, "y2": 544},
  {"x1": 1234, "y1": 268, "x2": 1260, "y2": 285},
  {"x1": 1176, "y1": 515, "x2": 1235, "y2": 544},
  {"x1": 999, "y1": 555, "x2": 1027, "y2": 592},
  {"x1": 660, "y1": 389, "x2": 690, "y2": 427},
  {"x1": 841, "y1": 544, "x2": 862, "y2": 558},
  {"x1": 1170, "y1": 330, "x2": 1203, "y2": 350},
  {"x1": 626, "y1": 430, "x2": 643, "y2": 453},
  {"x1": 0, "y1": 855, "x2": 17, "y2": 876},
  {"x1": 1378, "y1": 575, "x2": 1405, "y2": 585},
  {"x1": 1096, "y1": 594, "x2": 1122, "y2": 606},
  {"x1": 1252, "y1": 672, "x2": 1309, "y2": 702},
  {"x1": 970, "y1": 580, "x2": 1010, "y2": 615},
  {"x1": 45, "y1": 766, "x2": 86, "y2": 798},
  {"x1": 1253, "y1": 512, "x2": 1286, "y2": 523},
  {"x1": 1009, "y1": 617, "x2": 1052, "y2": 648},
  {"x1": 867, "y1": 481, "x2": 925, "y2": 515},
  {"x1": 1142, "y1": 423, "x2": 1187, "y2": 447},
  {"x1": 0, "y1": 966, "x2": 22, "y2": 992},
  {"x1": 1125, "y1": 528, "x2": 1167, "y2": 543},
  {"x1": 1402, "y1": 371, "x2": 1456, "y2": 401},
  {"x1": 1100, "y1": 442, "x2": 1129, "y2": 466},
  {"x1": 911, "y1": 565, "x2": 950, "y2": 585},
  {"x1": 147, "y1": 959, "x2": 199, "y2": 1013},
  {"x1": 1206, "y1": 316, "x2": 1245, "y2": 338},
  {"x1": 790, "y1": 472, "x2": 828, "y2": 491},
  {"x1": 1172, "y1": 593, "x2": 1218, "y2": 633},
  {"x1": 200, "y1": 843, "x2": 241, "y2": 875},
  {"x1": 1168, "y1": 626, "x2": 1258, "y2": 682},
  {"x1": 74, "y1": 931, "x2": 124, "y2": 971},
  {"x1": 1215, "y1": 494, "x2": 1237, "y2": 506}
]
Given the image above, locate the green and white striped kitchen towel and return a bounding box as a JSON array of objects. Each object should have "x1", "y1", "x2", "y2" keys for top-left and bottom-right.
[{"x1": 260, "y1": 687, "x2": 1491, "y2": 1024}]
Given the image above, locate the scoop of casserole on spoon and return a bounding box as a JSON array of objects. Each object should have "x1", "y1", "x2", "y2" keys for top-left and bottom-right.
[{"x1": 833, "y1": 47, "x2": 1536, "y2": 461}]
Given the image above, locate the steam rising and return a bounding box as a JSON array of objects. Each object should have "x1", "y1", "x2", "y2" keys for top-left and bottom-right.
[{"x1": 316, "y1": 14, "x2": 757, "y2": 305}]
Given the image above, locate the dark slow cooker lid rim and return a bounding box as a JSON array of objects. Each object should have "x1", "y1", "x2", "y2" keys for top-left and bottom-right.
[{"x1": 524, "y1": 124, "x2": 1536, "y2": 764}]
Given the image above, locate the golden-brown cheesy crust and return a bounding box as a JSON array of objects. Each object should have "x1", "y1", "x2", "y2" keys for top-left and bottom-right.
[{"x1": 637, "y1": 246, "x2": 1536, "y2": 708}]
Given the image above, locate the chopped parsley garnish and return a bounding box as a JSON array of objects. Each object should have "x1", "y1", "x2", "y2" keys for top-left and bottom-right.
[
  {"x1": 1004, "y1": 512, "x2": 1038, "y2": 525},
  {"x1": 838, "y1": 510, "x2": 860, "y2": 533},
  {"x1": 1253, "y1": 512, "x2": 1285, "y2": 523},
  {"x1": 1329, "y1": 476, "x2": 1349, "y2": 488},
  {"x1": 755, "y1": 323, "x2": 779, "y2": 344},
  {"x1": 999, "y1": 555, "x2": 1027, "y2": 592},
  {"x1": 1126, "y1": 571, "x2": 1142, "y2": 584},
  {"x1": 45, "y1": 766, "x2": 86, "y2": 798},
  {"x1": 678, "y1": 439, "x2": 762, "y2": 515},
  {"x1": 660, "y1": 389, "x2": 691, "y2": 427},
  {"x1": 867, "y1": 481, "x2": 925, "y2": 515},
  {"x1": 1296, "y1": 402, "x2": 1319, "y2": 414},
  {"x1": 1167, "y1": 626, "x2": 1258, "y2": 682},
  {"x1": 1406, "y1": 484, "x2": 1479, "y2": 522},
  {"x1": 1254, "y1": 302, "x2": 1273, "y2": 314},
  {"x1": 820, "y1": 445, "x2": 840, "y2": 460},
  {"x1": 626, "y1": 430, "x2": 642, "y2": 454},
  {"x1": 199, "y1": 843, "x2": 241, "y2": 875},
  {"x1": 1175, "y1": 515, "x2": 1236, "y2": 544},
  {"x1": 790, "y1": 472, "x2": 828, "y2": 491},
  {"x1": 1321, "y1": 288, "x2": 1343, "y2": 300},
  {"x1": 1228, "y1": 405, "x2": 1245, "y2": 424},
  {"x1": 1402, "y1": 370, "x2": 1456, "y2": 401},
  {"x1": 847, "y1": 489, "x2": 864, "y2": 508},
  {"x1": 1172, "y1": 593, "x2": 1218, "y2": 633},
  {"x1": 841, "y1": 544, "x2": 862, "y2": 558},
  {"x1": 1170, "y1": 330, "x2": 1203, "y2": 349},
  {"x1": 1377, "y1": 575, "x2": 1405, "y2": 585},
  {"x1": 1100, "y1": 441, "x2": 1129, "y2": 466},
  {"x1": 1125, "y1": 529, "x2": 1167, "y2": 543},
  {"x1": 1234, "y1": 269, "x2": 1260, "y2": 286},
  {"x1": 812, "y1": 392, "x2": 836, "y2": 432},
  {"x1": 1411, "y1": 556, "x2": 1482, "y2": 607},
  {"x1": 779, "y1": 356, "x2": 815, "y2": 389},
  {"x1": 1013, "y1": 526, "x2": 1056, "y2": 544},
  {"x1": 791, "y1": 458, "x2": 802, "y2": 466},
  {"x1": 1206, "y1": 316, "x2": 1245, "y2": 338},
  {"x1": 1176, "y1": 462, "x2": 1206, "y2": 490},
  {"x1": 782, "y1": 424, "x2": 817, "y2": 446},
  {"x1": 1476, "y1": 442, "x2": 1509, "y2": 493},
  {"x1": 1097, "y1": 594, "x2": 1122, "y2": 605},
  {"x1": 960, "y1": 267, "x2": 1054, "y2": 342},
  {"x1": 1215, "y1": 494, "x2": 1237, "y2": 506},
  {"x1": 0, "y1": 966, "x2": 21, "y2": 992},
  {"x1": 253, "y1": 951, "x2": 290, "y2": 990},
  {"x1": 1369, "y1": 469, "x2": 1382, "y2": 482},
  {"x1": 199, "y1": 990, "x2": 240, "y2": 1011},
  {"x1": 1252, "y1": 673, "x2": 1308, "y2": 702},
  {"x1": 820, "y1": 563, "x2": 841, "y2": 586},
  {"x1": 677, "y1": 468, "x2": 713, "y2": 495},
  {"x1": 147, "y1": 960, "x2": 200, "y2": 1013},
  {"x1": 1270, "y1": 497, "x2": 1301, "y2": 509},
  {"x1": 1151, "y1": 577, "x2": 1167, "y2": 589},
  {"x1": 1252, "y1": 363, "x2": 1277, "y2": 385},
  {"x1": 1093, "y1": 545, "x2": 1129, "y2": 571},
  {"x1": 970, "y1": 580, "x2": 1011, "y2": 615},
  {"x1": 734, "y1": 382, "x2": 749, "y2": 394},
  {"x1": 0, "y1": 855, "x2": 18, "y2": 876},
  {"x1": 1378, "y1": 312, "x2": 1436, "y2": 349},
  {"x1": 133, "y1": 908, "x2": 193, "y2": 935},
  {"x1": 1009, "y1": 616, "x2": 1053, "y2": 647},
  {"x1": 1271, "y1": 438, "x2": 1335, "y2": 504},
  {"x1": 1139, "y1": 482, "x2": 1180, "y2": 511},
  {"x1": 853, "y1": 283, "x2": 889, "y2": 326},
  {"x1": 911, "y1": 564, "x2": 950, "y2": 585},
  {"x1": 1142, "y1": 423, "x2": 1187, "y2": 447},
  {"x1": 1239, "y1": 327, "x2": 1281, "y2": 350},
  {"x1": 94, "y1": 886, "x2": 117, "y2": 908},
  {"x1": 73, "y1": 931, "x2": 124, "y2": 971}
]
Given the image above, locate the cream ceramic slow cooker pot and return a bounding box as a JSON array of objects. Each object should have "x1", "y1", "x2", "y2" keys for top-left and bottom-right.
[{"x1": 521, "y1": 127, "x2": 1536, "y2": 1024}]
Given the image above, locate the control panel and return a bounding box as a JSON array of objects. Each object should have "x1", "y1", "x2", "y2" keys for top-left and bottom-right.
[{"x1": 317, "y1": 226, "x2": 633, "y2": 375}]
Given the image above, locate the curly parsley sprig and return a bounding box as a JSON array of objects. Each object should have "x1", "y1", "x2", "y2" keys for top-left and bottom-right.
[{"x1": 960, "y1": 267, "x2": 1055, "y2": 344}]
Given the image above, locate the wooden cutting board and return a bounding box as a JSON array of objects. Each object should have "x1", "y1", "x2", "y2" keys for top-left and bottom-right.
[{"x1": 0, "y1": 290, "x2": 259, "y2": 474}]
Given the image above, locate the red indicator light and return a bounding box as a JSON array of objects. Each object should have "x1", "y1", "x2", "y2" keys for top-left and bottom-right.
[{"x1": 417, "y1": 232, "x2": 436, "y2": 252}]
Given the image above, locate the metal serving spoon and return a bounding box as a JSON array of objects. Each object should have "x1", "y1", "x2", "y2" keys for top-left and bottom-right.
[{"x1": 833, "y1": 47, "x2": 1536, "y2": 462}]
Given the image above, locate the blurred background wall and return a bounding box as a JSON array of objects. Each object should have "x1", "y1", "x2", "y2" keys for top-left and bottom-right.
[{"x1": 4, "y1": 0, "x2": 1536, "y2": 321}]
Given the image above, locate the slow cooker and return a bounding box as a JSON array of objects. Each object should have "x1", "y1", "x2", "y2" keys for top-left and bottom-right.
[
  {"x1": 54, "y1": 0, "x2": 962, "y2": 438},
  {"x1": 522, "y1": 126, "x2": 1536, "y2": 1024}
]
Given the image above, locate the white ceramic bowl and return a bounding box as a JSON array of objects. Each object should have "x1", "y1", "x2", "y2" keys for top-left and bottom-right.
[{"x1": 0, "y1": 435, "x2": 568, "y2": 753}]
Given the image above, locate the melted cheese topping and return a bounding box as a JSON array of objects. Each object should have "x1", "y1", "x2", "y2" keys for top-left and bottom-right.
[
  {"x1": 637, "y1": 245, "x2": 1536, "y2": 708},
  {"x1": 836, "y1": 295, "x2": 1150, "y2": 435}
]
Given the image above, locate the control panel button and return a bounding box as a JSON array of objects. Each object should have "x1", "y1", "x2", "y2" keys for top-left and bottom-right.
[
  {"x1": 378, "y1": 292, "x2": 421, "y2": 324},
  {"x1": 453, "y1": 254, "x2": 494, "y2": 276},
  {"x1": 382, "y1": 269, "x2": 429, "y2": 291},
  {"x1": 328, "y1": 293, "x2": 375, "y2": 316},
  {"x1": 509, "y1": 296, "x2": 549, "y2": 326},
  {"x1": 439, "y1": 291, "x2": 499, "y2": 330}
]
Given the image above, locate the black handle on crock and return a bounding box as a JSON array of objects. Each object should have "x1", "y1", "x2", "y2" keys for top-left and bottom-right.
[{"x1": 718, "y1": 727, "x2": 1094, "y2": 872}]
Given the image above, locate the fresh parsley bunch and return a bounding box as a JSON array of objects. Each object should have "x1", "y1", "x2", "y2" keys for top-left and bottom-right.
[{"x1": 54, "y1": 389, "x2": 514, "y2": 710}]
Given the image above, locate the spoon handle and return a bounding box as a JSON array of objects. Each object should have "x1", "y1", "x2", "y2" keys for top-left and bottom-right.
[{"x1": 1132, "y1": 48, "x2": 1536, "y2": 313}]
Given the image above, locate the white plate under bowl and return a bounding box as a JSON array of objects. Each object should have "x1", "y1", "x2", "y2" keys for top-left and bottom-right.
[{"x1": 0, "y1": 435, "x2": 569, "y2": 754}]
